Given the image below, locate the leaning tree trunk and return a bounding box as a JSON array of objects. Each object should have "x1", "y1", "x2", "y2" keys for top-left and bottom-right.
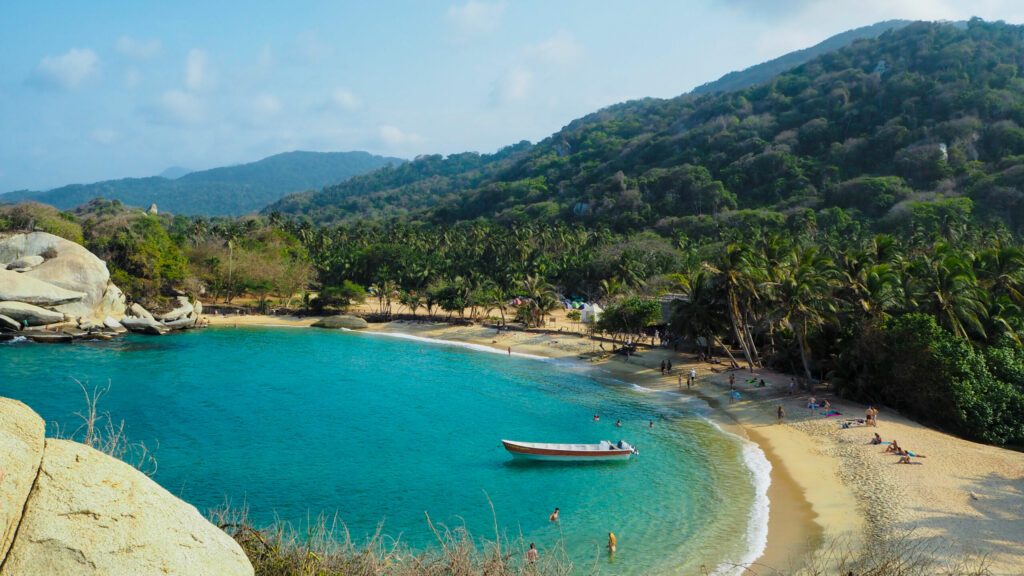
[
  {"x1": 728, "y1": 293, "x2": 755, "y2": 370},
  {"x1": 712, "y1": 335, "x2": 741, "y2": 368},
  {"x1": 797, "y1": 322, "x2": 814, "y2": 381},
  {"x1": 742, "y1": 313, "x2": 762, "y2": 367}
]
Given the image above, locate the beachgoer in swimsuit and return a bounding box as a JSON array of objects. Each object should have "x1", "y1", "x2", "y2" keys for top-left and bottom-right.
[
  {"x1": 593, "y1": 414, "x2": 600, "y2": 422},
  {"x1": 777, "y1": 405, "x2": 785, "y2": 421},
  {"x1": 608, "y1": 532, "x2": 617, "y2": 554},
  {"x1": 526, "y1": 542, "x2": 539, "y2": 563},
  {"x1": 549, "y1": 507, "x2": 559, "y2": 522},
  {"x1": 615, "y1": 419, "x2": 622, "y2": 427},
  {"x1": 729, "y1": 373, "x2": 735, "y2": 389},
  {"x1": 871, "y1": 433, "x2": 882, "y2": 445}
]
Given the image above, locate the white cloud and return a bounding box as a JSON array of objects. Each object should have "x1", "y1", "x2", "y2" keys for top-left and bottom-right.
[
  {"x1": 252, "y1": 93, "x2": 282, "y2": 117},
  {"x1": 491, "y1": 66, "x2": 531, "y2": 104},
  {"x1": 124, "y1": 66, "x2": 141, "y2": 88},
  {"x1": 116, "y1": 36, "x2": 162, "y2": 59},
  {"x1": 378, "y1": 125, "x2": 423, "y2": 146},
  {"x1": 90, "y1": 128, "x2": 116, "y2": 144},
  {"x1": 158, "y1": 90, "x2": 205, "y2": 124},
  {"x1": 447, "y1": 1, "x2": 504, "y2": 37},
  {"x1": 526, "y1": 31, "x2": 581, "y2": 65},
  {"x1": 185, "y1": 48, "x2": 208, "y2": 91},
  {"x1": 331, "y1": 88, "x2": 361, "y2": 111},
  {"x1": 31, "y1": 48, "x2": 98, "y2": 90}
]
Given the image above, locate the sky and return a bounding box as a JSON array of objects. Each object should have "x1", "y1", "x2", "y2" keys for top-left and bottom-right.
[{"x1": 3, "y1": 1, "x2": 1024, "y2": 192}]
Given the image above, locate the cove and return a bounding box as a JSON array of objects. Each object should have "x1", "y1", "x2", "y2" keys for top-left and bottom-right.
[{"x1": 0, "y1": 327, "x2": 766, "y2": 574}]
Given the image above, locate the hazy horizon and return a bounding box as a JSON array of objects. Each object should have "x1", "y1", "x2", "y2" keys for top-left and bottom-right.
[{"x1": 4, "y1": 0, "x2": 1024, "y2": 192}]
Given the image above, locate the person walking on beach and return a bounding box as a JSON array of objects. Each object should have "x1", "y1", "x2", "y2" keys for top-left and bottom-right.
[
  {"x1": 667, "y1": 359, "x2": 672, "y2": 373},
  {"x1": 549, "y1": 507, "x2": 560, "y2": 522},
  {"x1": 729, "y1": 373, "x2": 735, "y2": 390},
  {"x1": 607, "y1": 532, "x2": 617, "y2": 554},
  {"x1": 777, "y1": 405, "x2": 785, "y2": 422},
  {"x1": 678, "y1": 373, "x2": 682, "y2": 389},
  {"x1": 526, "y1": 542, "x2": 539, "y2": 563},
  {"x1": 660, "y1": 360, "x2": 666, "y2": 374}
]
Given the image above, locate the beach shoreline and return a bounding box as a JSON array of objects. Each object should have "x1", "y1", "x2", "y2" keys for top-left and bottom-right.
[{"x1": 205, "y1": 314, "x2": 1024, "y2": 573}]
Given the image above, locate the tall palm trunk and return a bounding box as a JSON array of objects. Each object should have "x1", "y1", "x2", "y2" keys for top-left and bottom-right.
[
  {"x1": 797, "y1": 322, "x2": 814, "y2": 381},
  {"x1": 728, "y1": 292, "x2": 755, "y2": 370},
  {"x1": 742, "y1": 310, "x2": 762, "y2": 366},
  {"x1": 712, "y1": 335, "x2": 741, "y2": 368}
]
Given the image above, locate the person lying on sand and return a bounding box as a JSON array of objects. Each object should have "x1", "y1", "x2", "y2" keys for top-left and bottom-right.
[
  {"x1": 898, "y1": 454, "x2": 926, "y2": 464},
  {"x1": 885, "y1": 440, "x2": 901, "y2": 453}
]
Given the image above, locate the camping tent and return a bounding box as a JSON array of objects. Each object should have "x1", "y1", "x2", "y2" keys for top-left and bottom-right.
[{"x1": 581, "y1": 303, "x2": 604, "y2": 324}]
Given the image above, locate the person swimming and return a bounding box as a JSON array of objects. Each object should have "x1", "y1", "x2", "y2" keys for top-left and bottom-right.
[
  {"x1": 549, "y1": 507, "x2": 559, "y2": 522},
  {"x1": 615, "y1": 419, "x2": 622, "y2": 427},
  {"x1": 593, "y1": 414, "x2": 600, "y2": 422},
  {"x1": 607, "y1": 532, "x2": 617, "y2": 554}
]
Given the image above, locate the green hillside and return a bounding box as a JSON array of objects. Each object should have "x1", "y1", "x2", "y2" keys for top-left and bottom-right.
[
  {"x1": 1, "y1": 151, "x2": 402, "y2": 216},
  {"x1": 270, "y1": 19, "x2": 1024, "y2": 236},
  {"x1": 690, "y1": 19, "x2": 913, "y2": 95}
]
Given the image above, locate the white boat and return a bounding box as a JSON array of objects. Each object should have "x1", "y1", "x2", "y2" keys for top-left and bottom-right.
[{"x1": 501, "y1": 439, "x2": 637, "y2": 461}]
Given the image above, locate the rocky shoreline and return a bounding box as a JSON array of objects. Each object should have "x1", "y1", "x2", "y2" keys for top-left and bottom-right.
[{"x1": 0, "y1": 231, "x2": 203, "y2": 343}]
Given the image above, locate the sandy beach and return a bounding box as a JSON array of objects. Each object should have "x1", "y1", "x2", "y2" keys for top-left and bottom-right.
[{"x1": 205, "y1": 312, "x2": 1024, "y2": 573}]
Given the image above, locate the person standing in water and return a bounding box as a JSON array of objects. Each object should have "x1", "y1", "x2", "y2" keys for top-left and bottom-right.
[
  {"x1": 507, "y1": 346, "x2": 511, "y2": 356},
  {"x1": 549, "y1": 507, "x2": 560, "y2": 522},
  {"x1": 777, "y1": 405, "x2": 786, "y2": 422},
  {"x1": 607, "y1": 532, "x2": 617, "y2": 554},
  {"x1": 526, "y1": 542, "x2": 539, "y2": 563}
]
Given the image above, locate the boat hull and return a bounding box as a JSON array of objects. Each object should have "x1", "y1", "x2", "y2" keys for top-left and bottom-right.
[{"x1": 502, "y1": 440, "x2": 634, "y2": 461}]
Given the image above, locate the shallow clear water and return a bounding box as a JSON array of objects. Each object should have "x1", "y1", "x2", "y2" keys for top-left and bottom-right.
[{"x1": 0, "y1": 327, "x2": 765, "y2": 574}]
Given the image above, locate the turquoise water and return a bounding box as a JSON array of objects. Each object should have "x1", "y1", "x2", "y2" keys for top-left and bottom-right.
[{"x1": 0, "y1": 328, "x2": 767, "y2": 574}]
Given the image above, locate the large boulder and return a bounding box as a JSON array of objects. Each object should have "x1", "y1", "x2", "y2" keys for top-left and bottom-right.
[
  {"x1": 0, "y1": 438, "x2": 253, "y2": 576},
  {"x1": 0, "y1": 399, "x2": 45, "y2": 562},
  {"x1": 121, "y1": 317, "x2": 170, "y2": 335},
  {"x1": 0, "y1": 314, "x2": 19, "y2": 332},
  {"x1": 0, "y1": 301, "x2": 64, "y2": 327},
  {"x1": 129, "y1": 303, "x2": 154, "y2": 320},
  {"x1": 159, "y1": 298, "x2": 194, "y2": 322},
  {"x1": 0, "y1": 269, "x2": 87, "y2": 306},
  {"x1": 5, "y1": 255, "x2": 44, "y2": 272},
  {"x1": 95, "y1": 283, "x2": 127, "y2": 320},
  {"x1": 312, "y1": 315, "x2": 368, "y2": 330},
  {"x1": 0, "y1": 232, "x2": 124, "y2": 322}
]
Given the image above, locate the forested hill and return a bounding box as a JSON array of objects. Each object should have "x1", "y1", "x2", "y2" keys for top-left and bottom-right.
[
  {"x1": 269, "y1": 19, "x2": 1024, "y2": 236},
  {"x1": 690, "y1": 19, "x2": 913, "y2": 95},
  {"x1": 1, "y1": 151, "x2": 402, "y2": 216}
]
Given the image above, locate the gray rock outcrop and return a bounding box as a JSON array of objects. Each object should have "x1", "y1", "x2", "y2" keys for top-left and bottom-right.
[
  {"x1": 0, "y1": 315, "x2": 20, "y2": 332},
  {"x1": 129, "y1": 302, "x2": 155, "y2": 320},
  {"x1": 312, "y1": 315, "x2": 369, "y2": 330},
  {"x1": 0, "y1": 301, "x2": 65, "y2": 327},
  {"x1": 0, "y1": 269, "x2": 87, "y2": 306},
  {"x1": 0, "y1": 399, "x2": 253, "y2": 576},
  {"x1": 5, "y1": 255, "x2": 44, "y2": 272},
  {"x1": 0, "y1": 232, "x2": 126, "y2": 323},
  {"x1": 121, "y1": 317, "x2": 170, "y2": 335}
]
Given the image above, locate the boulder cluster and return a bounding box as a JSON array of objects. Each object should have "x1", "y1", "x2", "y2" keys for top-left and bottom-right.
[
  {"x1": 0, "y1": 397, "x2": 253, "y2": 575},
  {"x1": 0, "y1": 232, "x2": 201, "y2": 342}
]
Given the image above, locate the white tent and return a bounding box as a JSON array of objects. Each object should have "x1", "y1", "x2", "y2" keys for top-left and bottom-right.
[{"x1": 581, "y1": 303, "x2": 603, "y2": 324}]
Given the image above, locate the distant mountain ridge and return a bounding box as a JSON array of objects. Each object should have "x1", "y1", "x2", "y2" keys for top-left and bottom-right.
[
  {"x1": 1, "y1": 151, "x2": 403, "y2": 216},
  {"x1": 691, "y1": 19, "x2": 913, "y2": 94}
]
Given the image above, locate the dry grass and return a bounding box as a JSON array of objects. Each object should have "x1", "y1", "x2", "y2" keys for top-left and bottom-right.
[
  {"x1": 49, "y1": 378, "x2": 158, "y2": 476},
  {"x1": 210, "y1": 502, "x2": 578, "y2": 576}
]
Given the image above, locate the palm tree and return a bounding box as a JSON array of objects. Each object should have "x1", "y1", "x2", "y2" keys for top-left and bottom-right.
[
  {"x1": 668, "y1": 270, "x2": 740, "y2": 367},
  {"x1": 765, "y1": 246, "x2": 839, "y2": 381},
  {"x1": 707, "y1": 242, "x2": 763, "y2": 370},
  {"x1": 910, "y1": 246, "x2": 988, "y2": 340}
]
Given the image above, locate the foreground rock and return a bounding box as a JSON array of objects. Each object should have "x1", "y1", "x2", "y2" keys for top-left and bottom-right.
[
  {"x1": 312, "y1": 315, "x2": 368, "y2": 330},
  {"x1": 0, "y1": 301, "x2": 64, "y2": 326},
  {"x1": 158, "y1": 297, "x2": 194, "y2": 322},
  {"x1": 0, "y1": 399, "x2": 45, "y2": 562},
  {"x1": 0, "y1": 401, "x2": 253, "y2": 576},
  {"x1": 0, "y1": 269, "x2": 87, "y2": 306}
]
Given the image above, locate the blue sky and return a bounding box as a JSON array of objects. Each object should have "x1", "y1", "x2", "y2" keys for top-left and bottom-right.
[{"x1": 2, "y1": 0, "x2": 1023, "y2": 191}]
